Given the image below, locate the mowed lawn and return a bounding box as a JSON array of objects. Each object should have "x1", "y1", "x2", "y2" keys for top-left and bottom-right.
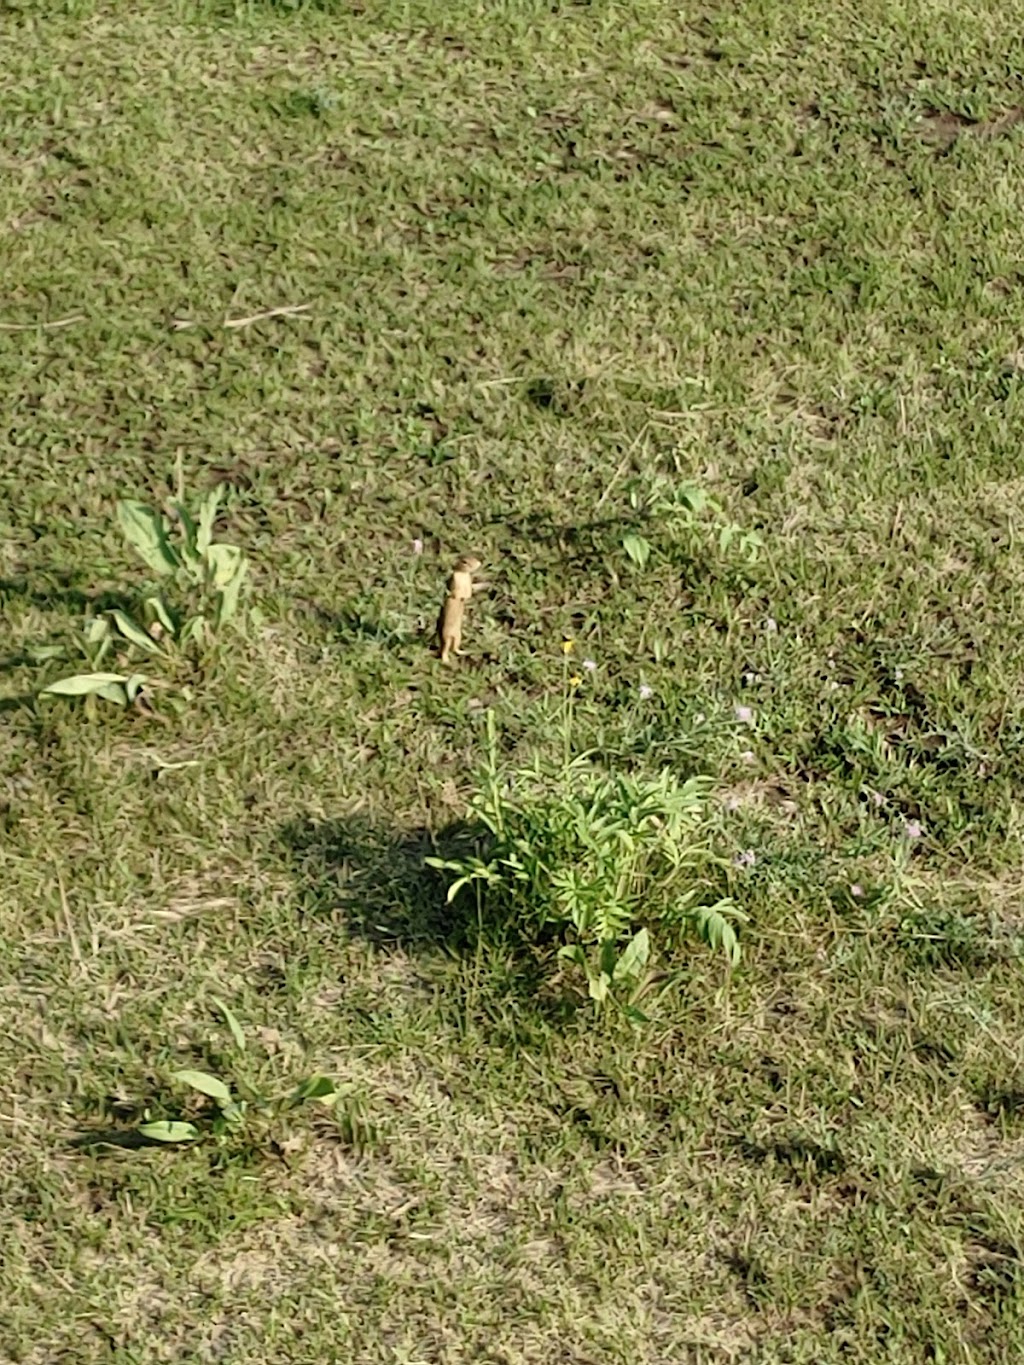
[{"x1": 4, "y1": 0, "x2": 1024, "y2": 1359}]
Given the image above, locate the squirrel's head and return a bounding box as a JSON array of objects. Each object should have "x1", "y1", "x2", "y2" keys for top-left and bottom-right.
[{"x1": 453, "y1": 555, "x2": 481, "y2": 572}]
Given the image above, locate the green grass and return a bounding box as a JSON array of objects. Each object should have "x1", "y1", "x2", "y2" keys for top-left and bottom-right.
[{"x1": 4, "y1": 0, "x2": 1024, "y2": 1358}]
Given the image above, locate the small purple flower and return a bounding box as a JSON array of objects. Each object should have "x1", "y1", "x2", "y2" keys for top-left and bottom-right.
[
  {"x1": 411, "y1": 538, "x2": 424, "y2": 556},
  {"x1": 739, "y1": 749, "x2": 755, "y2": 764},
  {"x1": 869, "y1": 790, "x2": 885, "y2": 808},
  {"x1": 583, "y1": 658, "x2": 597, "y2": 673},
  {"x1": 694, "y1": 711, "x2": 706, "y2": 725},
  {"x1": 903, "y1": 819, "x2": 923, "y2": 840},
  {"x1": 850, "y1": 883, "x2": 864, "y2": 899},
  {"x1": 734, "y1": 704, "x2": 754, "y2": 725},
  {"x1": 764, "y1": 616, "x2": 778, "y2": 634},
  {"x1": 734, "y1": 848, "x2": 757, "y2": 869},
  {"x1": 639, "y1": 684, "x2": 653, "y2": 701}
]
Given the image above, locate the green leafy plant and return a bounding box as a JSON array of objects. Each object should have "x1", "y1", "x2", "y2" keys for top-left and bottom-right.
[
  {"x1": 137, "y1": 999, "x2": 347, "y2": 1147},
  {"x1": 40, "y1": 485, "x2": 248, "y2": 709},
  {"x1": 116, "y1": 484, "x2": 248, "y2": 633},
  {"x1": 622, "y1": 476, "x2": 762, "y2": 572},
  {"x1": 427, "y1": 712, "x2": 745, "y2": 1018}
]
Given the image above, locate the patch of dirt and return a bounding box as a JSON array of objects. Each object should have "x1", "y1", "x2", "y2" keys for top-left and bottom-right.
[
  {"x1": 918, "y1": 107, "x2": 1024, "y2": 148},
  {"x1": 719, "y1": 777, "x2": 799, "y2": 815}
]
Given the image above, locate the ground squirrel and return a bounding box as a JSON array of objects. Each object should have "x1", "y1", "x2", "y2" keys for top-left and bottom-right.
[{"x1": 437, "y1": 555, "x2": 481, "y2": 662}]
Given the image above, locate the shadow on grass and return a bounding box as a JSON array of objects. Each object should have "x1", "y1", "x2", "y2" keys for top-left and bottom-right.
[
  {"x1": 277, "y1": 813, "x2": 574, "y2": 1028},
  {"x1": 70, "y1": 1128, "x2": 156, "y2": 1153},
  {"x1": 0, "y1": 574, "x2": 137, "y2": 618},
  {"x1": 297, "y1": 599, "x2": 414, "y2": 650},
  {"x1": 278, "y1": 813, "x2": 480, "y2": 947}
]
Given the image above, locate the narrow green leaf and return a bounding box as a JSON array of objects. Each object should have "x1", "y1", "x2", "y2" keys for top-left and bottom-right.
[
  {"x1": 173, "y1": 501, "x2": 201, "y2": 571},
  {"x1": 109, "y1": 609, "x2": 162, "y2": 654},
  {"x1": 139, "y1": 1120, "x2": 199, "y2": 1143},
  {"x1": 116, "y1": 500, "x2": 179, "y2": 576},
  {"x1": 42, "y1": 672, "x2": 130, "y2": 697},
  {"x1": 145, "y1": 595, "x2": 176, "y2": 635},
  {"x1": 125, "y1": 674, "x2": 148, "y2": 703},
  {"x1": 28, "y1": 644, "x2": 67, "y2": 662},
  {"x1": 216, "y1": 569, "x2": 247, "y2": 625},
  {"x1": 181, "y1": 614, "x2": 207, "y2": 645},
  {"x1": 211, "y1": 996, "x2": 246, "y2": 1052},
  {"x1": 197, "y1": 485, "x2": 223, "y2": 557},
  {"x1": 172, "y1": 1069, "x2": 232, "y2": 1103}
]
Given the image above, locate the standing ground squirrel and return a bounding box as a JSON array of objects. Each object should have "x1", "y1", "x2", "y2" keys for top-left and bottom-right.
[{"x1": 437, "y1": 555, "x2": 481, "y2": 662}]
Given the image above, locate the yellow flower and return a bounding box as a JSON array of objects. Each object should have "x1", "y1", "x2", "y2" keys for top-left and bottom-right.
[
  {"x1": 561, "y1": 639, "x2": 574, "y2": 655},
  {"x1": 569, "y1": 674, "x2": 582, "y2": 687}
]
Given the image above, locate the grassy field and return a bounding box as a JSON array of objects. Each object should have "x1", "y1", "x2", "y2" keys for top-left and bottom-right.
[{"x1": 4, "y1": 0, "x2": 1024, "y2": 1359}]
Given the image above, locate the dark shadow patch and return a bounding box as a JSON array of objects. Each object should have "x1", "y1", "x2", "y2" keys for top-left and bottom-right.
[
  {"x1": 297, "y1": 598, "x2": 417, "y2": 650},
  {"x1": 966, "y1": 1236, "x2": 1023, "y2": 1305},
  {"x1": 276, "y1": 814, "x2": 580, "y2": 1035},
  {"x1": 0, "y1": 574, "x2": 138, "y2": 617},
  {"x1": 722, "y1": 1248, "x2": 771, "y2": 1309},
  {"x1": 70, "y1": 1127, "x2": 156, "y2": 1152},
  {"x1": 277, "y1": 813, "x2": 477, "y2": 946},
  {"x1": 524, "y1": 377, "x2": 587, "y2": 417},
  {"x1": 974, "y1": 1083, "x2": 1024, "y2": 1129},
  {"x1": 896, "y1": 908, "x2": 989, "y2": 971},
  {"x1": 733, "y1": 1134, "x2": 846, "y2": 1184},
  {"x1": 918, "y1": 107, "x2": 1024, "y2": 148}
]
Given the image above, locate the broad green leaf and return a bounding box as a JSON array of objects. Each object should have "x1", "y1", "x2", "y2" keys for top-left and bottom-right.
[
  {"x1": 116, "y1": 500, "x2": 179, "y2": 576},
  {"x1": 614, "y1": 927, "x2": 650, "y2": 982},
  {"x1": 291, "y1": 1075, "x2": 338, "y2": 1104},
  {"x1": 588, "y1": 971, "x2": 611, "y2": 1002},
  {"x1": 96, "y1": 682, "x2": 128, "y2": 705},
  {"x1": 558, "y1": 944, "x2": 587, "y2": 971},
  {"x1": 109, "y1": 609, "x2": 161, "y2": 654},
  {"x1": 125, "y1": 674, "x2": 148, "y2": 703},
  {"x1": 622, "y1": 533, "x2": 651, "y2": 570},
  {"x1": 197, "y1": 485, "x2": 223, "y2": 557},
  {"x1": 139, "y1": 1120, "x2": 199, "y2": 1143},
  {"x1": 84, "y1": 616, "x2": 111, "y2": 645},
  {"x1": 172, "y1": 1069, "x2": 232, "y2": 1103},
  {"x1": 42, "y1": 672, "x2": 129, "y2": 697},
  {"x1": 676, "y1": 485, "x2": 708, "y2": 514},
  {"x1": 211, "y1": 996, "x2": 246, "y2": 1052},
  {"x1": 206, "y1": 543, "x2": 244, "y2": 590}
]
